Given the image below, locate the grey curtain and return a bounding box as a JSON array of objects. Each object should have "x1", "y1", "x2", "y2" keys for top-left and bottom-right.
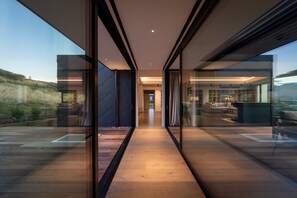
[
  {"x1": 81, "y1": 70, "x2": 92, "y2": 126},
  {"x1": 169, "y1": 71, "x2": 180, "y2": 126}
]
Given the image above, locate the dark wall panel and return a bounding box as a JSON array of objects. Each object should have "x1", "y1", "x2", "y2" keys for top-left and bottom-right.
[
  {"x1": 118, "y1": 71, "x2": 132, "y2": 126},
  {"x1": 98, "y1": 63, "x2": 115, "y2": 127}
]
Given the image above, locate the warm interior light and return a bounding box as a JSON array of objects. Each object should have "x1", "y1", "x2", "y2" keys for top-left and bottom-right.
[
  {"x1": 140, "y1": 77, "x2": 162, "y2": 82},
  {"x1": 58, "y1": 78, "x2": 83, "y2": 82},
  {"x1": 190, "y1": 77, "x2": 255, "y2": 82},
  {"x1": 151, "y1": 29, "x2": 155, "y2": 33},
  {"x1": 242, "y1": 77, "x2": 254, "y2": 81}
]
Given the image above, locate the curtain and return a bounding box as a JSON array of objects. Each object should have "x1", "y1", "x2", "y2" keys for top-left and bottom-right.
[
  {"x1": 81, "y1": 70, "x2": 92, "y2": 126},
  {"x1": 169, "y1": 71, "x2": 180, "y2": 126}
]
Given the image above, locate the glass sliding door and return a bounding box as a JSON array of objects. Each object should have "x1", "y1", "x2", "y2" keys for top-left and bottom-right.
[
  {"x1": 178, "y1": 1, "x2": 297, "y2": 197},
  {"x1": 0, "y1": 0, "x2": 96, "y2": 197},
  {"x1": 168, "y1": 70, "x2": 181, "y2": 143},
  {"x1": 181, "y1": 50, "x2": 297, "y2": 197},
  {"x1": 98, "y1": 64, "x2": 134, "y2": 181}
]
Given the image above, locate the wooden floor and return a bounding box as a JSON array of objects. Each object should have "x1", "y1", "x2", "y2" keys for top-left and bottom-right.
[
  {"x1": 0, "y1": 126, "x2": 90, "y2": 198},
  {"x1": 138, "y1": 109, "x2": 162, "y2": 127},
  {"x1": 169, "y1": 127, "x2": 180, "y2": 143},
  {"x1": 106, "y1": 111, "x2": 205, "y2": 198},
  {"x1": 183, "y1": 127, "x2": 297, "y2": 197},
  {"x1": 203, "y1": 127, "x2": 297, "y2": 184},
  {"x1": 99, "y1": 128, "x2": 129, "y2": 180},
  {"x1": 0, "y1": 126, "x2": 129, "y2": 197},
  {"x1": 169, "y1": 111, "x2": 297, "y2": 195}
]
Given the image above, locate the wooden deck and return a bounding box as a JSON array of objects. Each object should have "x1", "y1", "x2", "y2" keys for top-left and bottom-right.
[
  {"x1": 0, "y1": 126, "x2": 129, "y2": 197},
  {"x1": 168, "y1": 126, "x2": 180, "y2": 143},
  {"x1": 106, "y1": 127, "x2": 205, "y2": 198},
  {"x1": 99, "y1": 128, "x2": 129, "y2": 180},
  {"x1": 106, "y1": 111, "x2": 205, "y2": 198},
  {"x1": 182, "y1": 127, "x2": 297, "y2": 197}
]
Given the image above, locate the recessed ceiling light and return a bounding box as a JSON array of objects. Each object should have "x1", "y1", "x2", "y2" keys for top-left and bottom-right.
[
  {"x1": 105, "y1": 58, "x2": 108, "y2": 61},
  {"x1": 151, "y1": 30, "x2": 155, "y2": 33}
]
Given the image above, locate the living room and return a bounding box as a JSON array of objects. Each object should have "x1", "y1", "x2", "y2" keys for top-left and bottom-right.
[{"x1": 181, "y1": 55, "x2": 273, "y2": 127}]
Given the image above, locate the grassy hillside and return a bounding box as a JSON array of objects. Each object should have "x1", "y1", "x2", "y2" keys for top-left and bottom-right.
[{"x1": 0, "y1": 68, "x2": 60, "y2": 120}]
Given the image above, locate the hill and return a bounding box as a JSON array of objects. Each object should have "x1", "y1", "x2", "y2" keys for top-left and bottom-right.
[{"x1": 0, "y1": 68, "x2": 60, "y2": 120}]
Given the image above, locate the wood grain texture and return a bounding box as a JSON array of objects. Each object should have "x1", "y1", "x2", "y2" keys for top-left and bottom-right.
[
  {"x1": 98, "y1": 128, "x2": 129, "y2": 180},
  {"x1": 183, "y1": 127, "x2": 297, "y2": 197},
  {"x1": 0, "y1": 126, "x2": 129, "y2": 197},
  {"x1": 106, "y1": 111, "x2": 205, "y2": 198}
]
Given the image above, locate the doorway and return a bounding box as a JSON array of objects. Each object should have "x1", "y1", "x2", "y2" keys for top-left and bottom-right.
[
  {"x1": 137, "y1": 71, "x2": 163, "y2": 127},
  {"x1": 139, "y1": 89, "x2": 162, "y2": 127},
  {"x1": 144, "y1": 90, "x2": 155, "y2": 111}
]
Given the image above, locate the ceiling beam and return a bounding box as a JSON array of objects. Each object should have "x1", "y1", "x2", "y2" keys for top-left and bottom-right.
[
  {"x1": 197, "y1": 1, "x2": 297, "y2": 69},
  {"x1": 162, "y1": 0, "x2": 202, "y2": 70},
  {"x1": 98, "y1": 0, "x2": 136, "y2": 70},
  {"x1": 109, "y1": 0, "x2": 138, "y2": 70},
  {"x1": 164, "y1": 0, "x2": 219, "y2": 70}
]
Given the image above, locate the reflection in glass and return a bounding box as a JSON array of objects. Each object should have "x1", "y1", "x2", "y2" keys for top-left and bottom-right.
[
  {"x1": 181, "y1": 40, "x2": 297, "y2": 196},
  {"x1": 0, "y1": 1, "x2": 93, "y2": 196},
  {"x1": 168, "y1": 71, "x2": 180, "y2": 143}
]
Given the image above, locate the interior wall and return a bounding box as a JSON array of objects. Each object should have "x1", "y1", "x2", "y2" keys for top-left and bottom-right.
[
  {"x1": 118, "y1": 71, "x2": 132, "y2": 126},
  {"x1": 98, "y1": 64, "x2": 133, "y2": 127},
  {"x1": 98, "y1": 63, "x2": 116, "y2": 127},
  {"x1": 155, "y1": 89, "x2": 162, "y2": 112},
  {"x1": 143, "y1": 85, "x2": 162, "y2": 112},
  {"x1": 143, "y1": 90, "x2": 151, "y2": 111},
  {"x1": 138, "y1": 84, "x2": 144, "y2": 112}
]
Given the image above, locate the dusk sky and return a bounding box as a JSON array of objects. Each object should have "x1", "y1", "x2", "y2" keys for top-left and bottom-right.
[
  {"x1": 0, "y1": 0, "x2": 296, "y2": 84},
  {"x1": 0, "y1": 0, "x2": 83, "y2": 82},
  {"x1": 263, "y1": 41, "x2": 297, "y2": 77}
]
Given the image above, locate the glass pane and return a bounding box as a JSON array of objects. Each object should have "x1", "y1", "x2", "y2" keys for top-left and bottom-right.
[
  {"x1": 98, "y1": 65, "x2": 132, "y2": 181},
  {"x1": 181, "y1": 6, "x2": 297, "y2": 197},
  {"x1": 168, "y1": 70, "x2": 180, "y2": 143},
  {"x1": 0, "y1": 1, "x2": 93, "y2": 197}
]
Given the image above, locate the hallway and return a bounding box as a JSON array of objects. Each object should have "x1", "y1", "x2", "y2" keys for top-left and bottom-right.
[
  {"x1": 138, "y1": 109, "x2": 162, "y2": 127},
  {"x1": 106, "y1": 111, "x2": 205, "y2": 197}
]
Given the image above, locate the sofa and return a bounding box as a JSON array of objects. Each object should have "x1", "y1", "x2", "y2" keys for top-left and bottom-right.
[{"x1": 202, "y1": 102, "x2": 236, "y2": 113}]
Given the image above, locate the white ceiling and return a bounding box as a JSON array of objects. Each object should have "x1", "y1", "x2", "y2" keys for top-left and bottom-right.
[
  {"x1": 137, "y1": 70, "x2": 162, "y2": 86},
  {"x1": 18, "y1": 0, "x2": 283, "y2": 72},
  {"x1": 113, "y1": 0, "x2": 196, "y2": 70}
]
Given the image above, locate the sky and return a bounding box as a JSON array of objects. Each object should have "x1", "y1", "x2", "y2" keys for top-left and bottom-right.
[
  {"x1": 262, "y1": 40, "x2": 297, "y2": 85},
  {"x1": 0, "y1": 0, "x2": 84, "y2": 82},
  {"x1": 263, "y1": 41, "x2": 297, "y2": 77},
  {"x1": 0, "y1": 0, "x2": 297, "y2": 84}
]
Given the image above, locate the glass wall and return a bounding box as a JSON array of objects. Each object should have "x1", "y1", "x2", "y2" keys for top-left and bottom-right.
[
  {"x1": 182, "y1": 58, "x2": 272, "y2": 128},
  {"x1": 178, "y1": 3, "x2": 297, "y2": 197},
  {"x1": 0, "y1": 1, "x2": 96, "y2": 197},
  {"x1": 168, "y1": 70, "x2": 181, "y2": 143},
  {"x1": 98, "y1": 63, "x2": 134, "y2": 181}
]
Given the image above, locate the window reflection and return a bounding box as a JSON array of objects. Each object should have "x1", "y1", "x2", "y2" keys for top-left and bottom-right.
[
  {"x1": 182, "y1": 55, "x2": 272, "y2": 127},
  {"x1": 181, "y1": 40, "x2": 297, "y2": 195},
  {"x1": 0, "y1": 1, "x2": 93, "y2": 196}
]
